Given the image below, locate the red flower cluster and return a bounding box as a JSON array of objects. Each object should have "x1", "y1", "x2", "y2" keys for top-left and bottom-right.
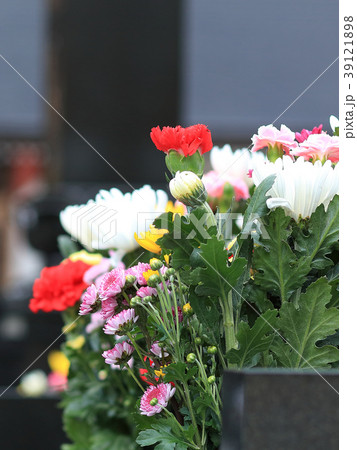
[
  {"x1": 150, "y1": 124, "x2": 213, "y2": 157},
  {"x1": 29, "y1": 260, "x2": 90, "y2": 313},
  {"x1": 295, "y1": 124, "x2": 323, "y2": 143}
]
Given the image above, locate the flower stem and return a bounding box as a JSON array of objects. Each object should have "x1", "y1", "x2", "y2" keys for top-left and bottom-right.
[{"x1": 220, "y1": 290, "x2": 237, "y2": 367}]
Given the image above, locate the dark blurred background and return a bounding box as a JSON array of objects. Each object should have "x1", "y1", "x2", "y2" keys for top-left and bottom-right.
[{"x1": 0, "y1": 0, "x2": 338, "y2": 447}]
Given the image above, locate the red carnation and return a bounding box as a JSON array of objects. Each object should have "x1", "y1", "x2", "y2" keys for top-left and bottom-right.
[
  {"x1": 295, "y1": 124, "x2": 323, "y2": 143},
  {"x1": 29, "y1": 260, "x2": 91, "y2": 313},
  {"x1": 150, "y1": 124, "x2": 213, "y2": 157}
]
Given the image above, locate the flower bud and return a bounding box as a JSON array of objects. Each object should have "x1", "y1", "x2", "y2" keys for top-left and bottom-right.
[
  {"x1": 130, "y1": 296, "x2": 141, "y2": 307},
  {"x1": 169, "y1": 171, "x2": 207, "y2": 207},
  {"x1": 207, "y1": 346, "x2": 217, "y2": 355},
  {"x1": 207, "y1": 375, "x2": 216, "y2": 384},
  {"x1": 186, "y1": 353, "x2": 196, "y2": 363},
  {"x1": 142, "y1": 296, "x2": 153, "y2": 304},
  {"x1": 125, "y1": 274, "x2": 136, "y2": 286},
  {"x1": 194, "y1": 337, "x2": 202, "y2": 345},
  {"x1": 150, "y1": 397, "x2": 158, "y2": 406},
  {"x1": 150, "y1": 258, "x2": 163, "y2": 271},
  {"x1": 147, "y1": 274, "x2": 161, "y2": 287}
]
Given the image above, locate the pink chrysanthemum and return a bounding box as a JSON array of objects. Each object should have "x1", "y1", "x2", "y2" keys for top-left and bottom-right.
[
  {"x1": 136, "y1": 286, "x2": 158, "y2": 298},
  {"x1": 140, "y1": 383, "x2": 176, "y2": 416},
  {"x1": 101, "y1": 297, "x2": 118, "y2": 320},
  {"x1": 202, "y1": 170, "x2": 249, "y2": 201},
  {"x1": 251, "y1": 124, "x2": 297, "y2": 153},
  {"x1": 98, "y1": 267, "x2": 126, "y2": 299},
  {"x1": 125, "y1": 262, "x2": 151, "y2": 286},
  {"x1": 102, "y1": 342, "x2": 134, "y2": 369},
  {"x1": 79, "y1": 284, "x2": 100, "y2": 316},
  {"x1": 103, "y1": 308, "x2": 139, "y2": 335},
  {"x1": 291, "y1": 133, "x2": 339, "y2": 163},
  {"x1": 151, "y1": 341, "x2": 169, "y2": 358},
  {"x1": 86, "y1": 310, "x2": 105, "y2": 333},
  {"x1": 295, "y1": 124, "x2": 323, "y2": 143}
]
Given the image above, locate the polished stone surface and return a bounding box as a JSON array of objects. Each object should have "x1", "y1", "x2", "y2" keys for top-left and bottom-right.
[{"x1": 221, "y1": 369, "x2": 338, "y2": 450}]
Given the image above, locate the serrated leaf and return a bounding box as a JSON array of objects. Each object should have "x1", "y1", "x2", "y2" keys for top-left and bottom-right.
[
  {"x1": 226, "y1": 309, "x2": 278, "y2": 368},
  {"x1": 195, "y1": 236, "x2": 247, "y2": 297},
  {"x1": 188, "y1": 292, "x2": 221, "y2": 344},
  {"x1": 136, "y1": 424, "x2": 189, "y2": 449},
  {"x1": 163, "y1": 362, "x2": 198, "y2": 383},
  {"x1": 155, "y1": 209, "x2": 210, "y2": 269},
  {"x1": 271, "y1": 278, "x2": 339, "y2": 368},
  {"x1": 253, "y1": 208, "x2": 311, "y2": 301},
  {"x1": 295, "y1": 195, "x2": 339, "y2": 269}
]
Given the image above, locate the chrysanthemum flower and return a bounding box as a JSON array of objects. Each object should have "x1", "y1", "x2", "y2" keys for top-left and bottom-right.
[
  {"x1": 151, "y1": 341, "x2": 169, "y2": 358},
  {"x1": 150, "y1": 124, "x2": 212, "y2": 156},
  {"x1": 101, "y1": 297, "x2": 118, "y2": 320},
  {"x1": 136, "y1": 286, "x2": 158, "y2": 298},
  {"x1": 103, "y1": 309, "x2": 139, "y2": 335},
  {"x1": 134, "y1": 225, "x2": 168, "y2": 255},
  {"x1": 295, "y1": 124, "x2": 323, "y2": 143},
  {"x1": 291, "y1": 133, "x2": 339, "y2": 163},
  {"x1": 60, "y1": 185, "x2": 168, "y2": 256},
  {"x1": 125, "y1": 262, "x2": 152, "y2": 285},
  {"x1": 86, "y1": 310, "x2": 105, "y2": 333},
  {"x1": 139, "y1": 383, "x2": 176, "y2": 416},
  {"x1": 79, "y1": 284, "x2": 100, "y2": 316},
  {"x1": 202, "y1": 170, "x2": 249, "y2": 201},
  {"x1": 251, "y1": 124, "x2": 297, "y2": 153},
  {"x1": 98, "y1": 268, "x2": 126, "y2": 299},
  {"x1": 209, "y1": 144, "x2": 266, "y2": 188},
  {"x1": 102, "y1": 342, "x2": 134, "y2": 369},
  {"x1": 252, "y1": 156, "x2": 339, "y2": 221}
]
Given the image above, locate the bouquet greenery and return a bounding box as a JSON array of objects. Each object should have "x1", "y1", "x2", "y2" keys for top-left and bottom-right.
[{"x1": 29, "y1": 121, "x2": 339, "y2": 449}]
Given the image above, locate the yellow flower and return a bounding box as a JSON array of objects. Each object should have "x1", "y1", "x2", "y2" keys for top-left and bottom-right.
[
  {"x1": 165, "y1": 200, "x2": 186, "y2": 217},
  {"x1": 134, "y1": 225, "x2": 168, "y2": 254},
  {"x1": 183, "y1": 303, "x2": 192, "y2": 314},
  {"x1": 164, "y1": 254, "x2": 170, "y2": 265},
  {"x1": 154, "y1": 364, "x2": 170, "y2": 378},
  {"x1": 142, "y1": 269, "x2": 159, "y2": 282},
  {"x1": 68, "y1": 250, "x2": 103, "y2": 266},
  {"x1": 67, "y1": 335, "x2": 85, "y2": 350},
  {"x1": 48, "y1": 351, "x2": 70, "y2": 376}
]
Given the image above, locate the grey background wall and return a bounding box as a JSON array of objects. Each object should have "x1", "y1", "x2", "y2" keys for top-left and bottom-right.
[{"x1": 180, "y1": 0, "x2": 338, "y2": 140}]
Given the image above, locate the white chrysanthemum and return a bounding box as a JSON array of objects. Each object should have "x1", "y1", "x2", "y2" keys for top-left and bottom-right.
[
  {"x1": 252, "y1": 156, "x2": 339, "y2": 221},
  {"x1": 60, "y1": 185, "x2": 168, "y2": 255},
  {"x1": 209, "y1": 144, "x2": 266, "y2": 187}
]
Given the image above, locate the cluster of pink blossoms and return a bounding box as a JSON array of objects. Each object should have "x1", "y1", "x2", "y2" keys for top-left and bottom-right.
[
  {"x1": 79, "y1": 260, "x2": 178, "y2": 415},
  {"x1": 251, "y1": 123, "x2": 339, "y2": 163}
]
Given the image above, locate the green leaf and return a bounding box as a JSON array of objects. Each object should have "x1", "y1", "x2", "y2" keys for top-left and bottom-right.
[
  {"x1": 163, "y1": 361, "x2": 198, "y2": 383},
  {"x1": 188, "y1": 292, "x2": 221, "y2": 344},
  {"x1": 63, "y1": 416, "x2": 92, "y2": 448},
  {"x1": 155, "y1": 209, "x2": 210, "y2": 269},
  {"x1": 136, "y1": 424, "x2": 189, "y2": 449},
  {"x1": 271, "y1": 278, "x2": 339, "y2": 368},
  {"x1": 90, "y1": 430, "x2": 136, "y2": 450},
  {"x1": 226, "y1": 309, "x2": 278, "y2": 368},
  {"x1": 241, "y1": 174, "x2": 276, "y2": 231},
  {"x1": 294, "y1": 195, "x2": 339, "y2": 269},
  {"x1": 253, "y1": 208, "x2": 310, "y2": 301},
  {"x1": 195, "y1": 236, "x2": 247, "y2": 297}
]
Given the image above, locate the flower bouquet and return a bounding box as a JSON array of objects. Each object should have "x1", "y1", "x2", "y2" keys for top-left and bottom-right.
[{"x1": 29, "y1": 120, "x2": 339, "y2": 449}]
